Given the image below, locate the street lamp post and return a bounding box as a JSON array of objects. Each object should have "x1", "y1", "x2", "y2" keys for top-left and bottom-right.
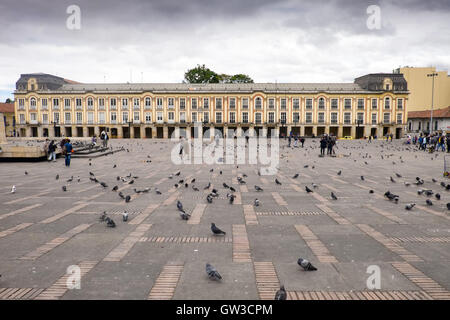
[{"x1": 427, "y1": 72, "x2": 438, "y2": 134}]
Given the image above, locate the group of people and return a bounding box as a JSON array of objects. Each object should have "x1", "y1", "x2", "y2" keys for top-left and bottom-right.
[
  {"x1": 412, "y1": 133, "x2": 450, "y2": 153},
  {"x1": 319, "y1": 134, "x2": 337, "y2": 156},
  {"x1": 287, "y1": 133, "x2": 306, "y2": 148},
  {"x1": 91, "y1": 131, "x2": 109, "y2": 148},
  {"x1": 43, "y1": 138, "x2": 73, "y2": 167}
]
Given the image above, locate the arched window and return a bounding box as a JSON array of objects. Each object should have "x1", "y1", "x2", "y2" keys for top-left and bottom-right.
[
  {"x1": 30, "y1": 98, "x2": 36, "y2": 108},
  {"x1": 145, "y1": 97, "x2": 151, "y2": 107},
  {"x1": 384, "y1": 97, "x2": 390, "y2": 109},
  {"x1": 87, "y1": 97, "x2": 94, "y2": 107},
  {"x1": 255, "y1": 97, "x2": 262, "y2": 109},
  {"x1": 318, "y1": 97, "x2": 325, "y2": 109}
]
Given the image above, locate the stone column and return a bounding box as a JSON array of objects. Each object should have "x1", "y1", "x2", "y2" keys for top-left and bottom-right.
[
  {"x1": 152, "y1": 126, "x2": 157, "y2": 138},
  {"x1": 71, "y1": 126, "x2": 77, "y2": 137},
  {"x1": 364, "y1": 126, "x2": 371, "y2": 138},
  {"x1": 337, "y1": 126, "x2": 343, "y2": 138},
  {"x1": 300, "y1": 126, "x2": 305, "y2": 136},
  {"x1": 140, "y1": 126, "x2": 146, "y2": 139},
  {"x1": 163, "y1": 126, "x2": 168, "y2": 139},
  {"x1": 262, "y1": 127, "x2": 268, "y2": 138},
  {"x1": 0, "y1": 112, "x2": 7, "y2": 144},
  {"x1": 312, "y1": 126, "x2": 317, "y2": 136},
  {"x1": 274, "y1": 127, "x2": 280, "y2": 138},
  {"x1": 48, "y1": 125, "x2": 55, "y2": 138},
  {"x1": 174, "y1": 127, "x2": 180, "y2": 139},
  {"x1": 236, "y1": 126, "x2": 242, "y2": 137},
  {"x1": 38, "y1": 126, "x2": 43, "y2": 138},
  {"x1": 83, "y1": 127, "x2": 88, "y2": 138},
  {"x1": 26, "y1": 127, "x2": 32, "y2": 137},
  {"x1": 94, "y1": 126, "x2": 100, "y2": 137},
  {"x1": 210, "y1": 125, "x2": 215, "y2": 141},
  {"x1": 351, "y1": 126, "x2": 356, "y2": 139},
  {"x1": 117, "y1": 127, "x2": 123, "y2": 138},
  {"x1": 287, "y1": 125, "x2": 292, "y2": 136},
  {"x1": 325, "y1": 126, "x2": 330, "y2": 135},
  {"x1": 130, "y1": 126, "x2": 135, "y2": 139}
]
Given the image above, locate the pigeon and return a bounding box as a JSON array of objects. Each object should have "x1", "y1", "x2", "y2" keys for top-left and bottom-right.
[
  {"x1": 206, "y1": 194, "x2": 213, "y2": 203},
  {"x1": 227, "y1": 193, "x2": 235, "y2": 204},
  {"x1": 24, "y1": 171, "x2": 28, "y2": 175},
  {"x1": 125, "y1": 195, "x2": 131, "y2": 203},
  {"x1": 390, "y1": 177, "x2": 396, "y2": 183},
  {"x1": 118, "y1": 192, "x2": 125, "y2": 199},
  {"x1": 223, "y1": 183, "x2": 230, "y2": 189},
  {"x1": 229, "y1": 187, "x2": 236, "y2": 192},
  {"x1": 99, "y1": 211, "x2": 107, "y2": 222},
  {"x1": 77, "y1": 177, "x2": 81, "y2": 182},
  {"x1": 192, "y1": 186, "x2": 199, "y2": 192},
  {"x1": 424, "y1": 190, "x2": 433, "y2": 196},
  {"x1": 128, "y1": 180, "x2": 134, "y2": 185},
  {"x1": 432, "y1": 178, "x2": 437, "y2": 183},
  {"x1": 447, "y1": 203, "x2": 450, "y2": 210},
  {"x1": 395, "y1": 173, "x2": 402, "y2": 178},
  {"x1": 206, "y1": 263, "x2": 222, "y2": 280},
  {"x1": 360, "y1": 176, "x2": 365, "y2": 181},
  {"x1": 211, "y1": 189, "x2": 219, "y2": 197},
  {"x1": 292, "y1": 173, "x2": 299, "y2": 179},
  {"x1": 211, "y1": 223, "x2": 226, "y2": 235},
  {"x1": 337, "y1": 170, "x2": 342, "y2": 176},
  {"x1": 191, "y1": 178, "x2": 196, "y2": 183},
  {"x1": 254, "y1": 185, "x2": 263, "y2": 192},
  {"x1": 331, "y1": 192, "x2": 338, "y2": 200},
  {"x1": 209, "y1": 169, "x2": 213, "y2": 172},
  {"x1": 112, "y1": 186, "x2": 118, "y2": 191},
  {"x1": 62, "y1": 186, "x2": 67, "y2": 192},
  {"x1": 404, "y1": 182, "x2": 411, "y2": 187},
  {"x1": 418, "y1": 189, "x2": 424, "y2": 195},
  {"x1": 204, "y1": 182, "x2": 211, "y2": 190},
  {"x1": 179, "y1": 211, "x2": 191, "y2": 220},
  {"x1": 117, "y1": 176, "x2": 121, "y2": 181},
  {"x1": 184, "y1": 183, "x2": 189, "y2": 188},
  {"x1": 100, "y1": 182, "x2": 108, "y2": 188},
  {"x1": 105, "y1": 217, "x2": 116, "y2": 228},
  {"x1": 312, "y1": 183, "x2": 318, "y2": 189},
  {"x1": 155, "y1": 188, "x2": 162, "y2": 195},
  {"x1": 275, "y1": 178, "x2": 282, "y2": 185},
  {"x1": 55, "y1": 174, "x2": 59, "y2": 180},
  {"x1": 220, "y1": 171, "x2": 222, "y2": 175},
  {"x1": 122, "y1": 212, "x2": 128, "y2": 222},
  {"x1": 297, "y1": 258, "x2": 317, "y2": 271},
  {"x1": 254, "y1": 198, "x2": 260, "y2": 207},
  {"x1": 113, "y1": 164, "x2": 117, "y2": 168},
  {"x1": 274, "y1": 285, "x2": 287, "y2": 300},
  {"x1": 405, "y1": 203, "x2": 416, "y2": 210},
  {"x1": 67, "y1": 176, "x2": 73, "y2": 182},
  {"x1": 11, "y1": 185, "x2": 16, "y2": 193},
  {"x1": 89, "y1": 172, "x2": 95, "y2": 176},
  {"x1": 305, "y1": 186, "x2": 313, "y2": 193},
  {"x1": 435, "y1": 193, "x2": 441, "y2": 200},
  {"x1": 369, "y1": 190, "x2": 374, "y2": 194},
  {"x1": 426, "y1": 199, "x2": 433, "y2": 206},
  {"x1": 177, "y1": 200, "x2": 185, "y2": 213}
]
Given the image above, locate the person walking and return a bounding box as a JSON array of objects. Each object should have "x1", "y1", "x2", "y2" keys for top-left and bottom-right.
[
  {"x1": 48, "y1": 140, "x2": 57, "y2": 162},
  {"x1": 320, "y1": 136, "x2": 327, "y2": 156},
  {"x1": 288, "y1": 135, "x2": 291, "y2": 147},
  {"x1": 293, "y1": 135, "x2": 298, "y2": 147},
  {"x1": 64, "y1": 139, "x2": 73, "y2": 167},
  {"x1": 300, "y1": 137, "x2": 305, "y2": 148}
]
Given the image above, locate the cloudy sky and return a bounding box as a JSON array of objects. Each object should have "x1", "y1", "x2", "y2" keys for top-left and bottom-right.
[{"x1": 0, "y1": 0, "x2": 449, "y2": 101}]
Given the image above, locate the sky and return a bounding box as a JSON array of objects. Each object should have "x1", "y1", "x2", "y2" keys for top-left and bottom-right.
[{"x1": 0, "y1": 0, "x2": 449, "y2": 101}]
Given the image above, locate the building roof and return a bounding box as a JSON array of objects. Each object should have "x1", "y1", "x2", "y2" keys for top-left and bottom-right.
[
  {"x1": 408, "y1": 106, "x2": 450, "y2": 119},
  {"x1": 0, "y1": 102, "x2": 14, "y2": 113}
]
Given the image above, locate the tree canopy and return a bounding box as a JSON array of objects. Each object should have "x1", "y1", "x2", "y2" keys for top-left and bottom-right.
[{"x1": 184, "y1": 65, "x2": 254, "y2": 84}]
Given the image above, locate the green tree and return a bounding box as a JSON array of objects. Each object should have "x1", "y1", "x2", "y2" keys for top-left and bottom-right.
[
  {"x1": 229, "y1": 74, "x2": 254, "y2": 83},
  {"x1": 5, "y1": 98, "x2": 12, "y2": 103},
  {"x1": 184, "y1": 64, "x2": 220, "y2": 84}
]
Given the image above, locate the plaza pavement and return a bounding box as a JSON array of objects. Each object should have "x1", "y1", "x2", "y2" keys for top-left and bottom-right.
[{"x1": 0, "y1": 138, "x2": 449, "y2": 300}]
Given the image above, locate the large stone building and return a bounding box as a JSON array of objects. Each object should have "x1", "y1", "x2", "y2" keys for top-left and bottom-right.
[
  {"x1": 13, "y1": 72, "x2": 408, "y2": 139},
  {"x1": 0, "y1": 102, "x2": 15, "y2": 137},
  {"x1": 396, "y1": 67, "x2": 450, "y2": 113}
]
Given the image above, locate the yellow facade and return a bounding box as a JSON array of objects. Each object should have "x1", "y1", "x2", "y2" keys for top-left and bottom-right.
[
  {"x1": 13, "y1": 74, "x2": 409, "y2": 139},
  {"x1": 398, "y1": 67, "x2": 450, "y2": 112},
  {"x1": 0, "y1": 104, "x2": 15, "y2": 137}
]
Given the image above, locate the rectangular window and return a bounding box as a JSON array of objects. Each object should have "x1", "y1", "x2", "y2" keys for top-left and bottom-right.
[
  {"x1": 242, "y1": 98, "x2": 249, "y2": 109},
  {"x1": 215, "y1": 98, "x2": 222, "y2": 109},
  {"x1": 98, "y1": 98, "x2": 105, "y2": 109},
  {"x1": 53, "y1": 98, "x2": 59, "y2": 109},
  {"x1": 99, "y1": 112, "x2": 105, "y2": 124},
  {"x1": 269, "y1": 98, "x2": 275, "y2": 109},
  {"x1": 64, "y1": 98, "x2": 71, "y2": 109},
  {"x1": 344, "y1": 112, "x2": 351, "y2": 124},
  {"x1": 281, "y1": 112, "x2": 287, "y2": 123},
  {"x1": 53, "y1": 112, "x2": 60, "y2": 124},
  {"x1": 145, "y1": 112, "x2": 152, "y2": 123},
  {"x1": 30, "y1": 99, "x2": 37, "y2": 110},
  {"x1": 306, "y1": 99, "x2": 313, "y2": 109},
  {"x1": 203, "y1": 98, "x2": 209, "y2": 109},
  {"x1": 19, "y1": 99, "x2": 25, "y2": 109},
  {"x1": 242, "y1": 112, "x2": 248, "y2": 123},
  {"x1": 371, "y1": 113, "x2": 377, "y2": 125},
  {"x1": 229, "y1": 112, "x2": 236, "y2": 123},
  {"x1": 122, "y1": 98, "x2": 129, "y2": 109},
  {"x1": 384, "y1": 98, "x2": 390, "y2": 109},
  {"x1": 133, "y1": 98, "x2": 140, "y2": 109},
  {"x1": 357, "y1": 112, "x2": 364, "y2": 124},
  {"x1": 75, "y1": 98, "x2": 82, "y2": 109},
  {"x1": 19, "y1": 113, "x2": 25, "y2": 124},
  {"x1": 122, "y1": 111, "x2": 129, "y2": 124},
  {"x1": 306, "y1": 112, "x2": 312, "y2": 123},
  {"x1": 268, "y1": 112, "x2": 275, "y2": 123},
  {"x1": 157, "y1": 112, "x2": 163, "y2": 122},
  {"x1": 383, "y1": 113, "x2": 390, "y2": 123},
  {"x1": 168, "y1": 111, "x2": 174, "y2": 122},
  {"x1": 134, "y1": 111, "x2": 140, "y2": 122},
  {"x1": 86, "y1": 112, "x2": 93, "y2": 124},
  {"x1": 111, "y1": 112, "x2": 117, "y2": 123},
  {"x1": 216, "y1": 112, "x2": 222, "y2": 123},
  {"x1": 331, "y1": 112, "x2": 338, "y2": 124},
  {"x1": 344, "y1": 99, "x2": 352, "y2": 109},
  {"x1": 371, "y1": 99, "x2": 377, "y2": 109},
  {"x1": 281, "y1": 99, "x2": 287, "y2": 110},
  {"x1": 229, "y1": 98, "x2": 236, "y2": 109},
  {"x1": 397, "y1": 99, "x2": 403, "y2": 110},
  {"x1": 41, "y1": 98, "x2": 48, "y2": 109},
  {"x1": 357, "y1": 99, "x2": 364, "y2": 110},
  {"x1": 30, "y1": 113, "x2": 37, "y2": 122},
  {"x1": 42, "y1": 113, "x2": 48, "y2": 124},
  {"x1": 318, "y1": 98, "x2": 325, "y2": 110},
  {"x1": 203, "y1": 112, "x2": 209, "y2": 123},
  {"x1": 255, "y1": 113, "x2": 262, "y2": 124},
  {"x1": 331, "y1": 99, "x2": 338, "y2": 109},
  {"x1": 180, "y1": 98, "x2": 186, "y2": 110},
  {"x1": 293, "y1": 112, "x2": 300, "y2": 123},
  {"x1": 191, "y1": 112, "x2": 197, "y2": 122},
  {"x1": 293, "y1": 98, "x2": 299, "y2": 109},
  {"x1": 65, "y1": 112, "x2": 71, "y2": 124},
  {"x1": 145, "y1": 97, "x2": 152, "y2": 109},
  {"x1": 110, "y1": 98, "x2": 117, "y2": 109},
  {"x1": 76, "y1": 112, "x2": 83, "y2": 124},
  {"x1": 397, "y1": 113, "x2": 402, "y2": 124},
  {"x1": 180, "y1": 112, "x2": 186, "y2": 123},
  {"x1": 157, "y1": 98, "x2": 163, "y2": 109},
  {"x1": 318, "y1": 112, "x2": 325, "y2": 123},
  {"x1": 168, "y1": 98, "x2": 174, "y2": 108},
  {"x1": 191, "y1": 98, "x2": 197, "y2": 109}
]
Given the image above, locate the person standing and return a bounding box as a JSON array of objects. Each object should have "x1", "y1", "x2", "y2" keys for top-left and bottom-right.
[
  {"x1": 320, "y1": 136, "x2": 327, "y2": 156},
  {"x1": 288, "y1": 134, "x2": 291, "y2": 147},
  {"x1": 64, "y1": 139, "x2": 73, "y2": 167},
  {"x1": 300, "y1": 137, "x2": 305, "y2": 148},
  {"x1": 48, "y1": 140, "x2": 57, "y2": 162}
]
